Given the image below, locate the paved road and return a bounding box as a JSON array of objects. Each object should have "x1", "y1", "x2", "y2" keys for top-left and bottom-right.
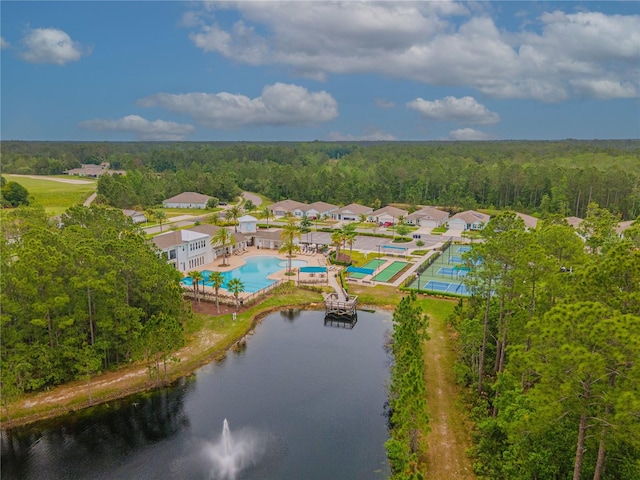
[{"x1": 242, "y1": 191, "x2": 262, "y2": 207}]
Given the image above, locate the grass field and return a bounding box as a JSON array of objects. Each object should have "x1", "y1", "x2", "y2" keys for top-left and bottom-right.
[{"x1": 4, "y1": 174, "x2": 97, "y2": 216}]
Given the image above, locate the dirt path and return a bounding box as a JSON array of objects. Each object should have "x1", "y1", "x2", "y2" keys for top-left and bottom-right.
[{"x1": 423, "y1": 311, "x2": 476, "y2": 479}]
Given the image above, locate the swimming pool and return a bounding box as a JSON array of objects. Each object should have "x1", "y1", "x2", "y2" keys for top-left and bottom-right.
[{"x1": 181, "y1": 256, "x2": 307, "y2": 293}]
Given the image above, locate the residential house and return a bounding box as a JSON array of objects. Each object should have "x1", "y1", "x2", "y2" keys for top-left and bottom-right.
[
  {"x1": 369, "y1": 206, "x2": 408, "y2": 225},
  {"x1": 269, "y1": 199, "x2": 309, "y2": 218},
  {"x1": 331, "y1": 203, "x2": 373, "y2": 221},
  {"x1": 162, "y1": 192, "x2": 212, "y2": 209},
  {"x1": 305, "y1": 201, "x2": 338, "y2": 219},
  {"x1": 448, "y1": 210, "x2": 491, "y2": 231},
  {"x1": 515, "y1": 212, "x2": 539, "y2": 230},
  {"x1": 152, "y1": 229, "x2": 213, "y2": 272},
  {"x1": 406, "y1": 206, "x2": 449, "y2": 228},
  {"x1": 122, "y1": 209, "x2": 147, "y2": 224}
]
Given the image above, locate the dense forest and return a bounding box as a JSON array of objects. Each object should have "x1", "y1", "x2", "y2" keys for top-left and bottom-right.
[
  {"x1": 0, "y1": 205, "x2": 189, "y2": 414},
  {"x1": 453, "y1": 207, "x2": 640, "y2": 479},
  {"x1": 2, "y1": 140, "x2": 639, "y2": 219}
]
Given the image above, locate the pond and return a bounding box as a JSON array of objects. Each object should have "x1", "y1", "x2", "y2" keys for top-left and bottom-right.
[{"x1": 1, "y1": 310, "x2": 393, "y2": 480}]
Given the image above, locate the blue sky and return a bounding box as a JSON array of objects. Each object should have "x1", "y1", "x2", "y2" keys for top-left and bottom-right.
[{"x1": 1, "y1": 1, "x2": 638, "y2": 141}]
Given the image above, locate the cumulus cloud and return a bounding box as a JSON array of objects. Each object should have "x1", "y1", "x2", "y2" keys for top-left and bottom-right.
[
  {"x1": 19, "y1": 28, "x2": 89, "y2": 65},
  {"x1": 184, "y1": 3, "x2": 639, "y2": 102},
  {"x1": 448, "y1": 128, "x2": 496, "y2": 141},
  {"x1": 1, "y1": 37, "x2": 10, "y2": 49},
  {"x1": 407, "y1": 96, "x2": 500, "y2": 125},
  {"x1": 327, "y1": 127, "x2": 397, "y2": 141},
  {"x1": 138, "y1": 83, "x2": 338, "y2": 129},
  {"x1": 80, "y1": 115, "x2": 195, "y2": 141}
]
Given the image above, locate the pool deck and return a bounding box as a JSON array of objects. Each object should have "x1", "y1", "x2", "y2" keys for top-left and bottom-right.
[{"x1": 196, "y1": 246, "x2": 328, "y2": 299}]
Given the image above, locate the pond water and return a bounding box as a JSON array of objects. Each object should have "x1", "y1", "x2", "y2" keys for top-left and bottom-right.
[{"x1": 1, "y1": 310, "x2": 392, "y2": 480}]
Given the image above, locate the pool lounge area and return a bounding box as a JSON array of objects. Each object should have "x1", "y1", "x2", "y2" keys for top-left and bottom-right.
[{"x1": 181, "y1": 256, "x2": 307, "y2": 293}]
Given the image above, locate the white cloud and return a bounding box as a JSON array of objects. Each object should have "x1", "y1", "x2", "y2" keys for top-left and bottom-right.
[
  {"x1": 327, "y1": 127, "x2": 397, "y2": 141},
  {"x1": 80, "y1": 115, "x2": 195, "y2": 141},
  {"x1": 138, "y1": 83, "x2": 338, "y2": 129},
  {"x1": 407, "y1": 96, "x2": 500, "y2": 125},
  {"x1": 19, "y1": 28, "x2": 89, "y2": 65},
  {"x1": 0, "y1": 37, "x2": 10, "y2": 49},
  {"x1": 185, "y1": 3, "x2": 639, "y2": 102},
  {"x1": 448, "y1": 128, "x2": 496, "y2": 141},
  {"x1": 375, "y1": 98, "x2": 396, "y2": 109},
  {"x1": 570, "y1": 79, "x2": 638, "y2": 100}
]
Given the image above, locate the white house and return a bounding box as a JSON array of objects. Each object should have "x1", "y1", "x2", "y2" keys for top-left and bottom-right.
[
  {"x1": 162, "y1": 192, "x2": 212, "y2": 209},
  {"x1": 406, "y1": 207, "x2": 449, "y2": 228},
  {"x1": 369, "y1": 206, "x2": 408, "y2": 225},
  {"x1": 305, "y1": 201, "x2": 338, "y2": 219},
  {"x1": 238, "y1": 214, "x2": 258, "y2": 234},
  {"x1": 152, "y1": 229, "x2": 213, "y2": 272},
  {"x1": 122, "y1": 209, "x2": 147, "y2": 224},
  {"x1": 448, "y1": 210, "x2": 491, "y2": 231},
  {"x1": 331, "y1": 203, "x2": 373, "y2": 221},
  {"x1": 269, "y1": 199, "x2": 309, "y2": 218}
]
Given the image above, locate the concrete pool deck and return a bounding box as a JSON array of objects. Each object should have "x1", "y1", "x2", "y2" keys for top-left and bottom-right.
[{"x1": 195, "y1": 246, "x2": 328, "y2": 299}]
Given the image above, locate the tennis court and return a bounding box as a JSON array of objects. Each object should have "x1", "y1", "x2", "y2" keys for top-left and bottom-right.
[
  {"x1": 448, "y1": 255, "x2": 463, "y2": 263},
  {"x1": 457, "y1": 246, "x2": 472, "y2": 253},
  {"x1": 437, "y1": 266, "x2": 469, "y2": 277},
  {"x1": 373, "y1": 261, "x2": 408, "y2": 282},
  {"x1": 349, "y1": 259, "x2": 386, "y2": 279},
  {"x1": 422, "y1": 280, "x2": 468, "y2": 294}
]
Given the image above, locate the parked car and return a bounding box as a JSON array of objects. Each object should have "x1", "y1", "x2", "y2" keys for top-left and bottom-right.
[{"x1": 382, "y1": 221, "x2": 393, "y2": 227}]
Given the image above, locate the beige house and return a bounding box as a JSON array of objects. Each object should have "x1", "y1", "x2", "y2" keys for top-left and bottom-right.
[
  {"x1": 448, "y1": 210, "x2": 490, "y2": 230},
  {"x1": 369, "y1": 206, "x2": 408, "y2": 225},
  {"x1": 269, "y1": 199, "x2": 309, "y2": 218},
  {"x1": 305, "y1": 201, "x2": 338, "y2": 219},
  {"x1": 162, "y1": 192, "x2": 212, "y2": 209},
  {"x1": 406, "y1": 206, "x2": 449, "y2": 228},
  {"x1": 515, "y1": 212, "x2": 539, "y2": 230},
  {"x1": 331, "y1": 203, "x2": 373, "y2": 221}
]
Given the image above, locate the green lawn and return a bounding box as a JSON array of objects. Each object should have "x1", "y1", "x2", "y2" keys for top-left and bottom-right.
[{"x1": 4, "y1": 174, "x2": 97, "y2": 216}]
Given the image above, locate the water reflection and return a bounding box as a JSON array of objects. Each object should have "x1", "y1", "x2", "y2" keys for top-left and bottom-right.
[
  {"x1": 1, "y1": 380, "x2": 190, "y2": 480},
  {"x1": 1, "y1": 310, "x2": 391, "y2": 480}
]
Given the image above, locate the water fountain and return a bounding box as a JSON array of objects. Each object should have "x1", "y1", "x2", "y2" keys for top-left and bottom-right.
[{"x1": 205, "y1": 419, "x2": 264, "y2": 480}]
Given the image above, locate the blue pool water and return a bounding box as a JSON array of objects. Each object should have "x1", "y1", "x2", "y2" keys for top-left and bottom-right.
[{"x1": 181, "y1": 256, "x2": 307, "y2": 293}]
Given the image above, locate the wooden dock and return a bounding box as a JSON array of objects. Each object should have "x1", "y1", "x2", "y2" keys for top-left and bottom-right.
[{"x1": 324, "y1": 293, "x2": 358, "y2": 317}]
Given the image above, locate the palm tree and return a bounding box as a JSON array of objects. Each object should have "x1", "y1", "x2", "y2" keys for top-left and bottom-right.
[
  {"x1": 212, "y1": 228, "x2": 236, "y2": 266},
  {"x1": 279, "y1": 239, "x2": 301, "y2": 274},
  {"x1": 331, "y1": 229, "x2": 343, "y2": 261},
  {"x1": 208, "y1": 271, "x2": 224, "y2": 314},
  {"x1": 225, "y1": 205, "x2": 242, "y2": 232},
  {"x1": 345, "y1": 231, "x2": 357, "y2": 258},
  {"x1": 226, "y1": 278, "x2": 245, "y2": 312},
  {"x1": 280, "y1": 218, "x2": 302, "y2": 273},
  {"x1": 148, "y1": 209, "x2": 167, "y2": 232},
  {"x1": 260, "y1": 206, "x2": 274, "y2": 229},
  {"x1": 187, "y1": 270, "x2": 203, "y2": 303}
]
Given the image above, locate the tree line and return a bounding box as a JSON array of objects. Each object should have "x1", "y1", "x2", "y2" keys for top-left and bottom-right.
[
  {"x1": 1, "y1": 140, "x2": 638, "y2": 219},
  {"x1": 0, "y1": 205, "x2": 189, "y2": 416},
  {"x1": 386, "y1": 293, "x2": 431, "y2": 479},
  {"x1": 451, "y1": 205, "x2": 640, "y2": 479}
]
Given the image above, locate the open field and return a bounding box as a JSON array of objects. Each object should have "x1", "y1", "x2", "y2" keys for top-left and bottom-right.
[{"x1": 4, "y1": 174, "x2": 97, "y2": 215}]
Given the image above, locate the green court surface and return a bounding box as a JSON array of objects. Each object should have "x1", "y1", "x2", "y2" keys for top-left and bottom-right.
[
  {"x1": 349, "y1": 259, "x2": 386, "y2": 279},
  {"x1": 373, "y1": 261, "x2": 408, "y2": 283}
]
